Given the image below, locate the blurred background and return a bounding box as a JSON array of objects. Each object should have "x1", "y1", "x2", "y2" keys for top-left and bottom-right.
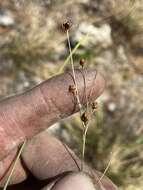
[{"x1": 0, "y1": 0, "x2": 143, "y2": 189}]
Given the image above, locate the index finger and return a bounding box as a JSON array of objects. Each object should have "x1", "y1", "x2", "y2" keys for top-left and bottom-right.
[{"x1": 0, "y1": 69, "x2": 105, "y2": 161}]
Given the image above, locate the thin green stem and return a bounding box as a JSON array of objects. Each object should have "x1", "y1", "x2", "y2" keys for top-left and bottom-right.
[
  {"x1": 66, "y1": 30, "x2": 82, "y2": 111},
  {"x1": 3, "y1": 140, "x2": 26, "y2": 190},
  {"x1": 66, "y1": 29, "x2": 87, "y2": 171},
  {"x1": 81, "y1": 123, "x2": 89, "y2": 171},
  {"x1": 58, "y1": 32, "x2": 89, "y2": 74},
  {"x1": 98, "y1": 152, "x2": 113, "y2": 184}
]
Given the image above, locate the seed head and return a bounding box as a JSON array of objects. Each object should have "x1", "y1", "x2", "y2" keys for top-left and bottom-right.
[
  {"x1": 79, "y1": 58, "x2": 85, "y2": 68},
  {"x1": 63, "y1": 20, "x2": 72, "y2": 32},
  {"x1": 69, "y1": 84, "x2": 76, "y2": 94},
  {"x1": 81, "y1": 111, "x2": 90, "y2": 124},
  {"x1": 91, "y1": 102, "x2": 98, "y2": 111}
]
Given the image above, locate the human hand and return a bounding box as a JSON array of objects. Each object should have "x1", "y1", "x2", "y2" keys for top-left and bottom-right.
[{"x1": 0, "y1": 69, "x2": 117, "y2": 190}]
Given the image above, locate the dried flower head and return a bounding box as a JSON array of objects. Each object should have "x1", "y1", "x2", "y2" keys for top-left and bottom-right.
[
  {"x1": 79, "y1": 58, "x2": 85, "y2": 68},
  {"x1": 81, "y1": 111, "x2": 90, "y2": 124},
  {"x1": 69, "y1": 84, "x2": 76, "y2": 94},
  {"x1": 63, "y1": 20, "x2": 72, "y2": 32},
  {"x1": 91, "y1": 101, "x2": 98, "y2": 111}
]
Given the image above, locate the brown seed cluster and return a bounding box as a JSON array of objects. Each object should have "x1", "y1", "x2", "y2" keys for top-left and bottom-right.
[
  {"x1": 91, "y1": 102, "x2": 98, "y2": 111},
  {"x1": 69, "y1": 85, "x2": 76, "y2": 94},
  {"x1": 63, "y1": 20, "x2": 72, "y2": 32},
  {"x1": 81, "y1": 111, "x2": 90, "y2": 124},
  {"x1": 80, "y1": 102, "x2": 98, "y2": 125},
  {"x1": 79, "y1": 58, "x2": 85, "y2": 68}
]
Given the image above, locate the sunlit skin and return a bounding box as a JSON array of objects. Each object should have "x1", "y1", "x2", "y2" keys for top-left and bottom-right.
[{"x1": 0, "y1": 69, "x2": 117, "y2": 190}]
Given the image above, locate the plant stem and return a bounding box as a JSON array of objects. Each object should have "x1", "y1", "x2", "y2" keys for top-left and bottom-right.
[
  {"x1": 98, "y1": 152, "x2": 113, "y2": 184},
  {"x1": 66, "y1": 30, "x2": 82, "y2": 111},
  {"x1": 58, "y1": 32, "x2": 89, "y2": 74},
  {"x1": 66, "y1": 29, "x2": 88, "y2": 171},
  {"x1": 3, "y1": 140, "x2": 26, "y2": 190},
  {"x1": 81, "y1": 123, "x2": 89, "y2": 171}
]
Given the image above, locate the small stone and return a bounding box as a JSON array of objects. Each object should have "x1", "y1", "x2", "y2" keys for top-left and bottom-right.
[
  {"x1": 108, "y1": 102, "x2": 117, "y2": 112},
  {"x1": 0, "y1": 10, "x2": 15, "y2": 27},
  {"x1": 71, "y1": 22, "x2": 112, "y2": 49}
]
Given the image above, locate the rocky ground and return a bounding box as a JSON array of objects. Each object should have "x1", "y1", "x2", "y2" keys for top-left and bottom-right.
[{"x1": 0, "y1": 0, "x2": 143, "y2": 189}]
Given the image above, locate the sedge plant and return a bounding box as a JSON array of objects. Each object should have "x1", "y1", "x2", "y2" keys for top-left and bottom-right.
[{"x1": 2, "y1": 1, "x2": 139, "y2": 189}]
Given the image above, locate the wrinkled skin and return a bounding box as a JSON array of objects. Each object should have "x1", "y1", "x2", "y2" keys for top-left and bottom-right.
[{"x1": 0, "y1": 69, "x2": 118, "y2": 190}]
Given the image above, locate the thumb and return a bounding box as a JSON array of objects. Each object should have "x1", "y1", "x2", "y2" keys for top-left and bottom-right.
[
  {"x1": 41, "y1": 172, "x2": 96, "y2": 190},
  {"x1": 0, "y1": 69, "x2": 105, "y2": 160}
]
